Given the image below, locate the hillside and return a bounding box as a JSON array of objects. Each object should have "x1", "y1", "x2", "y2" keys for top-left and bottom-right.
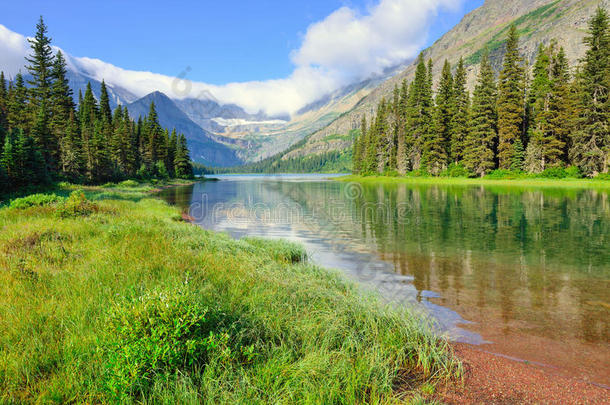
[
  {"x1": 281, "y1": 0, "x2": 607, "y2": 161},
  {"x1": 126, "y1": 92, "x2": 241, "y2": 167}
]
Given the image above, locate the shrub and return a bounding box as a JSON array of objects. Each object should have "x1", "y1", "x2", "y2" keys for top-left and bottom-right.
[
  {"x1": 118, "y1": 180, "x2": 139, "y2": 188},
  {"x1": 442, "y1": 163, "x2": 470, "y2": 178},
  {"x1": 155, "y1": 162, "x2": 170, "y2": 180},
  {"x1": 484, "y1": 169, "x2": 527, "y2": 180},
  {"x1": 9, "y1": 193, "x2": 64, "y2": 209},
  {"x1": 595, "y1": 172, "x2": 610, "y2": 180},
  {"x1": 538, "y1": 167, "x2": 568, "y2": 179},
  {"x1": 564, "y1": 166, "x2": 583, "y2": 178},
  {"x1": 104, "y1": 288, "x2": 234, "y2": 400},
  {"x1": 56, "y1": 190, "x2": 98, "y2": 218}
]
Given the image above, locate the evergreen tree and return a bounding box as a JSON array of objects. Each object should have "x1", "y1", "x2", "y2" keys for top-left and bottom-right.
[
  {"x1": 26, "y1": 16, "x2": 54, "y2": 106},
  {"x1": 7, "y1": 74, "x2": 29, "y2": 131},
  {"x1": 60, "y1": 111, "x2": 83, "y2": 180},
  {"x1": 497, "y1": 25, "x2": 526, "y2": 169},
  {"x1": 451, "y1": 57, "x2": 469, "y2": 164},
  {"x1": 463, "y1": 50, "x2": 497, "y2": 177},
  {"x1": 99, "y1": 80, "x2": 113, "y2": 124},
  {"x1": 427, "y1": 59, "x2": 453, "y2": 174},
  {"x1": 396, "y1": 80, "x2": 409, "y2": 174},
  {"x1": 548, "y1": 47, "x2": 576, "y2": 163},
  {"x1": 353, "y1": 115, "x2": 367, "y2": 174},
  {"x1": 421, "y1": 59, "x2": 445, "y2": 174},
  {"x1": 174, "y1": 134, "x2": 193, "y2": 178},
  {"x1": 0, "y1": 72, "x2": 7, "y2": 134},
  {"x1": 406, "y1": 54, "x2": 433, "y2": 171},
  {"x1": 570, "y1": 7, "x2": 609, "y2": 176}
]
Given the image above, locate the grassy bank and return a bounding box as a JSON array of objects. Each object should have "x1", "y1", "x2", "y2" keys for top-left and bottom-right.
[
  {"x1": 339, "y1": 175, "x2": 610, "y2": 189},
  {"x1": 0, "y1": 182, "x2": 459, "y2": 403}
]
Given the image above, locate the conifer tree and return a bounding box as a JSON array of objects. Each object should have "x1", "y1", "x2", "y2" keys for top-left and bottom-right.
[
  {"x1": 99, "y1": 80, "x2": 113, "y2": 124},
  {"x1": 548, "y1": 47, "x2": 576, "y2": 162},
  {"x1": 497, "y1": 25, "x2": 526, "y2": 169},
  {"x1": 451, "y1": 57, "x2": 469, "y2": 164},
  {"x1": 0, "y1": 72, "x2": 7, "y2": 134},
  {"x1": 421, "y1": 59, "x2": 445, "y2": 174},
  {"x1": 570, "y1": 7, "x2": 609, "y2": 176},
  {"x1": 395, "y1": 80, "x2": 409, "y2": 174},
  {"x1": 463, "y1": 50, "x2": 497, "y2": 177},
  {"x1": 174, "y1": 134, "x2": 193, "y2": 178},
  {"x1": 26, "y1": 16, "x2": 54, "y2": 106},
  {"x1": 353, "y1": 115, "x2": 367, "y2": 174},
  {"x1": 7, "y1": 74, "x2": 29, "y2": 131},
  {"x1": 427, "y1": 60, "x2": 453, "y2": 174},
  {"x1": 406, "y1": 55, "x2": 432, "y2": 171},
  {"x1": 60, "y1": 111, "x2": 83, "y2": 179}
]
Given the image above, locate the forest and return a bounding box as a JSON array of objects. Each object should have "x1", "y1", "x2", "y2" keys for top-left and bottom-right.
[
  {"x1": 352, "y1": 8, "x2": 609, "y2": 179},
  {"x1": 0, "y1": 17, "x2": 194, "y2": 193}
]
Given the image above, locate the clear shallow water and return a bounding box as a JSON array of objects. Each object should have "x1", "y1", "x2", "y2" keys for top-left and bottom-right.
[{"x1": 159, "y1": 174, "x2": 610, "y2": 384}]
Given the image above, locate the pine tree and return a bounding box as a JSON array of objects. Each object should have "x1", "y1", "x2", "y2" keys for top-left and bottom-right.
[
  {"x1": 26, "y1": 16, "x2": 54, "y2": 106},
  {"x1": 497, "y1": 25, "x2": 526, "y2": 169},
  {"x1": 396, "y1": 80, "x2": 409, "y2": 174},
  {"x1": 174, "y1": 134, "x2": 193, "y2": 178},
  {"x1": 463, "y1": 50, "x2": 497, "y2": 177},
  {"x1": 99, "y1": 80, "x2": 113, "y2": 124},
  {"x1": 167, "y1": 129, "x2": 177, "y2": 177},
  {"x1": 406, "y1": 54, "x2": 433, "y2": 171},
  {"x1": 80, "y1": 83, "x2": 98, "y2": 180},
  {"x1": 353, "y1": 115, "x2": 367, "y2": 174},
  {"x1": 421, "y1": 59, "x2": 445, "y2": 174},
  {"x1": 548, "y1": 47, "x2": 576, "y2": 163},
  {"x1": 0, "y1": 72, "x2": 7, "y2": 134},
  {"x1": 451, "y1": 58, "x2": 469, "y2": 164},
  {"x1": 7, "y1": 74, "x2": 29, "y2": 131},
  {"x1": 570, "y1": 7, "x2": 609, "y2": 176},
  {"x1": 50, "y1": 50, "x2": 75, "y2": 172},
  {"x1": 427, "y1": 59, "x2": 453, "y2": 174},
  {"x1": 60, "y1": 110, "x2": 83, "y2": 180}
]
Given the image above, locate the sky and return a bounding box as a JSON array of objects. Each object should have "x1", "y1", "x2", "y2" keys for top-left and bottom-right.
[{"x1": 1, "y1": 0, "x2": 484, "y2": 115}]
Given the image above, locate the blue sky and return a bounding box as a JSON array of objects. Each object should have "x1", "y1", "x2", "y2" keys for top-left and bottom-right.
[{"x1": 2, "y1": 0, "x2": 483, "y2": 85}]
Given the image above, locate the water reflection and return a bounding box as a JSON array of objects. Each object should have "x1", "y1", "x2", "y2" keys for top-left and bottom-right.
[{"x1": 158, "y1": 176, "x2": 610, "y2": 382}]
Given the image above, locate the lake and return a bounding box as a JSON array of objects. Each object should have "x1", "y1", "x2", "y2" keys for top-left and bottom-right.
[{"x1": 158, "y1": 174, "x2": 610, "y2": 386}]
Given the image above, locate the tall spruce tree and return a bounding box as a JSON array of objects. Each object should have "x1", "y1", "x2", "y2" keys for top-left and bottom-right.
[
  {"x1": 396, "y1": 80, "x2": 409, "y2": 174},
  {"x1": 406, "y1": 55, "x2": 432, "y2": 171},
  {"x1": 174, "y1": 134, "x2": 193, "y2": 178},
  {"x1": 570, "y1": 7, "x2": 609, "y2": 176},
  {"x1": 427, "y1": 59, "x2": 453, "y2": 174},
  {"x1": 451, "y1": 57, "x2": 469, "y2": 164},
  {"x1": 7, "y1": 74, "x2": 29, "y2": 132},
  {"x1": 463, "y1": 50, "x2": 497, "y2": 177},
  {"x1": 497, "y1": 25, "x2": 526, "y2": 169},
  {"x1": 26, "y1": 16, "x2": 54, "y2": 106}
]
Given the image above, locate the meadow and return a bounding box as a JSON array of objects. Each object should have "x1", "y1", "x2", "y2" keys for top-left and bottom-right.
[{"x1": 0, "y1": 181, "x2": 459, "y2": 404}]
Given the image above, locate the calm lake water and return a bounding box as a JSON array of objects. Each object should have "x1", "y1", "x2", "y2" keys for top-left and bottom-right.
[{"x1": 158, "y1": 174, "x2": 610, "y2": 385}]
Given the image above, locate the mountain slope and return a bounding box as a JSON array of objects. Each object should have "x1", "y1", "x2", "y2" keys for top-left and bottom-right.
[
  {"x1": 282, "y1": 0, "x2": 607, "y2": 161},
  {"x1": 126, "y1": 92, "x2": 241, "y2": 167}
]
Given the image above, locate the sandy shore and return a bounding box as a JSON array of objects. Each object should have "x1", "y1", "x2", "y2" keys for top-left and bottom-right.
[{"x1": 438, "y1": 343, "x2": 610, "y2": 404}]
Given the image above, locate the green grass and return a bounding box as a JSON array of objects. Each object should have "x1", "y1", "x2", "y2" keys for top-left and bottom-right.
[
  {"x1": 0, "y1": 183, "x2": 459, "y2": 403},
  {"x1": 340, "y1": 175, "x2": 610, "y2": 190}
]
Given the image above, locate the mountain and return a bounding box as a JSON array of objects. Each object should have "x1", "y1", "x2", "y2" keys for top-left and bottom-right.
[
  {"x1": 280, "y1": 0, "x2": 608, "y2": 161},
  {"x1": 65, "y1": 70, "x2": 138, "y2": 109},
  {"x1": 126, "y1": 91, "x2": 241, "y2": 167}
]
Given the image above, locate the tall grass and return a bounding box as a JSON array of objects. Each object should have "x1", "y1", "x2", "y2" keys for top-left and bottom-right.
[{"x1": 0, "y1": 184, "x2": 459, "y2": 403}]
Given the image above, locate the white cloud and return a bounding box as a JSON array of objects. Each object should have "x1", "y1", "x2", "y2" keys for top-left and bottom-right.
[{"x1": 0, "y1": 0, "x2": 461, "y2": 116}]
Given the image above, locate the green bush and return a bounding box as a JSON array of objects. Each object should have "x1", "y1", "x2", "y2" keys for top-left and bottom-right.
[
  {"x1": 104, "y1": 288, "x2": 238, "y2": 400},
  {"x1": 595, "y1": 172, "x2": 610, "y2": 180},
  {"x1": 118, "y1": 180, "x2": 139, "y2": 188},
  {"x1": 9, "y1": 193, "x2": 64, "y2": 209},
  {"x1": 442, "y1": 163, "x2": 471, "y2": 178},
  {"x1": 564, "y1": 166, "x2": 582, "y2": 179},
  {"x1": 484, "y1": 169, "x2": 527, "y2": 179},
  {"x1": 56, "y1": 190, "x2": 98, "y2": 218},
  {"x1": 538, "y1": 167, "x2": 568, "y2": 179}
]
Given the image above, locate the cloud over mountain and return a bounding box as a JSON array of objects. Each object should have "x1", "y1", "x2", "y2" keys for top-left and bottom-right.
[{"x1": 0, "y1": 0, "x2": 461, "y2": 116}]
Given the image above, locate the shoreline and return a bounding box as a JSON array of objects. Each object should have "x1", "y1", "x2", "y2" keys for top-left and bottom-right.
[
  {"x1": 441, "y1": 343, "x2": 610, "y2": 403},
  {"x1": 338, "y1": 174, "x2": 610, "y2": 189}
]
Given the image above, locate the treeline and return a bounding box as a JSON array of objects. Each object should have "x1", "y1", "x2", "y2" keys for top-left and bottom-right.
[
  {"x1": 353, "y1": 8, "x2": 609, "y2": 178},
  {"x1": 211, "y1": 149, "x2": 352, "y2": 174},
  {"x1": 0, "y1": 17, "x2": 193, "y2": 192}
]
